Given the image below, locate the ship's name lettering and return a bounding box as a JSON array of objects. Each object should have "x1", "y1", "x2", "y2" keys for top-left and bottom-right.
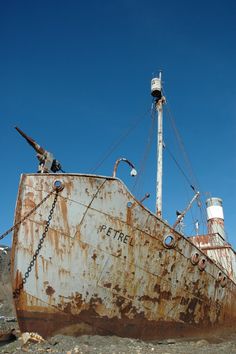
[{"x1": 99, "y1": 224, "x2": 134, "y2": 247}]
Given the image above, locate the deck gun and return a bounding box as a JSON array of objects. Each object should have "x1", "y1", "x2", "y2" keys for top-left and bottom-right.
[{"x1": 15, "y1": 126, "x2": 64, "y2": 173}]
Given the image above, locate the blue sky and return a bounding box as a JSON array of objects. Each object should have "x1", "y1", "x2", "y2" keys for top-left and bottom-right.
[{"x1": 0, "y1": 0, "x2": 235, "y2": 248}]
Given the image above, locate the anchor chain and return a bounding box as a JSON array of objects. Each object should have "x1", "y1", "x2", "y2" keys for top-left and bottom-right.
[
  {"x1": 0, "y1": 190, "x2": 55, "y2": 242},
  {"x1": 13, "y1": 189, "x2": 59, "y2": 298}
]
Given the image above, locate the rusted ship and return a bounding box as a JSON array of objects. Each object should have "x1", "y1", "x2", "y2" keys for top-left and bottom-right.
[{"x1": 11, "y1": 75, "x2": 236, "y2": 340}]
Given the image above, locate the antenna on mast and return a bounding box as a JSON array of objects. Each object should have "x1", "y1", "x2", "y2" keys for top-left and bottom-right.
[{"x1": 151, "y1": 71, "x2": 166, "y2": 218}]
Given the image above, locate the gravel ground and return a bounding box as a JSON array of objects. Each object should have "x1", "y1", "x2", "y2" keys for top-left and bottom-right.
[
  {"x1": 0, "y1": 248, "x2": 15, "y2": 318},
  {"x1": 1, "y1": 332, "x2": 236, "y2": 354}
]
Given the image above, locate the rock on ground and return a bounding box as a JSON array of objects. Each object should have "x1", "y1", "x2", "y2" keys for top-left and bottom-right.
[
  {"x1": 1, "y1": 333, "x2": 236, "y2": 354},
  {"x1": 0, "y1": 248, "x2": 15, "y2": 318}
]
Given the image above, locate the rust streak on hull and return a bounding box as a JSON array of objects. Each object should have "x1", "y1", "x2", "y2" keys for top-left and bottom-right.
[{"x1": 16, "y1": 309, "x2": 236, "y2": 341}]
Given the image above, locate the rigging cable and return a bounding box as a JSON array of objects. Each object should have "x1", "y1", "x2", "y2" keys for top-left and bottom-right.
[
  {"x1": 89, "y1": 108, "x2": 151, "y2": 174},
  {"x1": 131, "y1": 100, "x2": 156, "y2": 197},
  {"x1": 164, "y1": 145, "x2": 195, "y2": 190},
  {"x1": 163, "y1": 88, "x2": 200, "y2": 191},
  {"x1": 165, "y1": 143, "x2": 202, "y2": 232},
  {"x1": 163, "y1": 91, "x2": 208, "y2": 234}
]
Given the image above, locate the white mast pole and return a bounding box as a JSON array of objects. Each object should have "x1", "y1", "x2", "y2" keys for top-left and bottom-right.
[
  {"x1": 156, "y1": 71, "x2": 163, "y2": 217},
  {"x1": 151, "y1": 72, "x2": 165, "y2": 218}
]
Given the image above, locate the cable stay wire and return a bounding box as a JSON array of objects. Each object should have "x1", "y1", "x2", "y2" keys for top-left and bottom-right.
[
  {"x1": 167, "y1": 142, "x2": 208, "y2": 236},
  {"x1": 165, "y1": 143, "x2": 202, "y2": 233},
  {"x1": 163, "y1": 88, "x2": 208, "y2": 235},
  {"x1": 164, "y1": 145, "x2": 195, "y2": 191},
  {"x1": 89, "y1": 107, "x2": 151, "y2": 174},
  {"x1": 163, "y1": 88, "x2": 200, "y2": 192},
  {"x1": 131, "y1": 101, "x2": 156, "y2": 197}
]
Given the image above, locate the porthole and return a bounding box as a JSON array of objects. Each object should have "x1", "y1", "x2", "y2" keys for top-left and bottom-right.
[
  {"x1": 163, "y1": 235, "x2": 176, "y2": 248},
  {"x1": 198, "y1": 257, "x2": 207, "y2": 271},
  {"x1": 127, "y1": 201, "x2": 133, "y2": 208},
  {"x1": 53, "y1": 180, "x2": 64, "y2": 192},
  {"x1": 220, "y1": 275, "x2": 227, "y2": 288},
  {"x1": 191, "y1": 252, "x2": 200, "y2": 265}
]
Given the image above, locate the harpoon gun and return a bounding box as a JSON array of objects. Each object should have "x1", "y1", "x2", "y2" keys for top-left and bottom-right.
[{"x1": 15, "y1": 126, "x2": 64, "y2": 173}]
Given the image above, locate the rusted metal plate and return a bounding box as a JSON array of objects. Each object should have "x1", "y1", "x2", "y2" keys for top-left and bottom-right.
[
  {"x1": 190, "y1": 234, "x2": 236, "y2": 283},
  {"x1": 12, "y1": 174, "x2": 236, "y2": 340}
]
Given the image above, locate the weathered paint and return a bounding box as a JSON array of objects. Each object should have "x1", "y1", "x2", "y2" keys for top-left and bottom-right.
[
  {"x1": 12, "y1": 174, "x2": 236, "y2": 340},
  {"x1": 189, "y1": 234, "x2": 236, "y2": 283}
]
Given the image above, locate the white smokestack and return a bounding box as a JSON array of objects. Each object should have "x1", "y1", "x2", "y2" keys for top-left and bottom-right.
[{"x1": 206, "y1": 197, "x2": 226, "y2": 240}]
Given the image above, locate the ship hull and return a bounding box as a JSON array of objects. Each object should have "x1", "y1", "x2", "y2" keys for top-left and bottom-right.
[
  {"x1": 12, "y1": 174, "x2": 236, "y2": 339},
  {"x1": 16, "y1": 310, "x2": 234, "y2": 340}
]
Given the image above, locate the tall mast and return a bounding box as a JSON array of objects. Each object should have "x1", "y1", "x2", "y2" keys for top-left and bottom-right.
[
  {"x1": 156, "y1": 76, "x2": 163, "y2": 218},
  {"x1": 151, "y1": 72, "x2": 165, "y2": 218}
]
